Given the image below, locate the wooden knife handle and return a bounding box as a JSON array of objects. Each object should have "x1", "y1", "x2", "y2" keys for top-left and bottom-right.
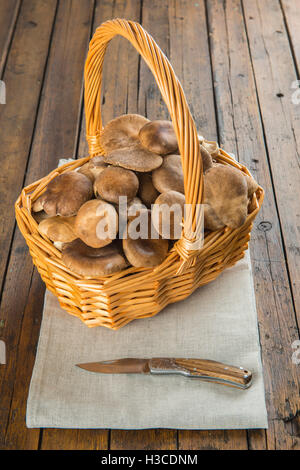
[{"x1": 149, "y1": 358, "x2": 252, "y2": 389}]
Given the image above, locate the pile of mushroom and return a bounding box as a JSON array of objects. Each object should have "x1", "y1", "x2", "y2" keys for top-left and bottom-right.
[{"x1": 32, "y1": 114, "x2": 258, "y2": 277}]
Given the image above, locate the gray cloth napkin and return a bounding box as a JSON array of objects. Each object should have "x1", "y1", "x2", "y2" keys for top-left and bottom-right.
[{"x1": 26, "y1": 250, "x2": 268, "y2": 429}]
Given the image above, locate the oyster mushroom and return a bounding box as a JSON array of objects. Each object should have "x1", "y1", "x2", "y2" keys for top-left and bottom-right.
[
  {"x1": 38, "y1": 216, "x2": 77, "y2": 243},
  {"x1": 100, "y1": 114, "x2": 163, "y2": 172},
  {"x1": 152, "y1": 154, "x2": 184, "y2": 194},
  {"x1": 94, "y1": 166, "x2": 139, "y2": 204},
  {"x1": 204, "y1": 164, "x2": 252, "y2": 230},
  {"x1": 62, "y1": 239, "x2": 128, "y2": 277},
  {"x1": 138, "y1": 173, "x2": 159, "y2": 208},
  {"x1": 138, "y1": 120, "x2": 178, "y2": 155},
  {"x1": 74, "y1": 199, "x2": 118, "y2": 248},
  {"x1": 152, "y1": 190, "x2": 185, "y2": 240},
  {"x1": 103, "y1": 146, "x2": 163, "y2": 173},
  {"x1": 100, "y1": 114, "x2": 150, "y2": 152},
  {"x1": 123, "y1": 210, "x2": 169, "y2": 268},
  {"x1": 78, "y1": 156, "x2": 108, "y2": 182}
]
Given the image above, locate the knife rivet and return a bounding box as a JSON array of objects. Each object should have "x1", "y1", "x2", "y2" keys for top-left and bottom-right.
[
  {"x1": 224, "y1": 367, "x2": 229, "y2": 370},
  {"x1": 239, "y1": 366, "x2": 244, "y2": 370}
]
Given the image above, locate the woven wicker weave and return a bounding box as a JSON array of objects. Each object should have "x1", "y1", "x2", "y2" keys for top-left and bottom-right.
[{"x1": 15, "y1": 19, "x2": 264, "y2": 329}]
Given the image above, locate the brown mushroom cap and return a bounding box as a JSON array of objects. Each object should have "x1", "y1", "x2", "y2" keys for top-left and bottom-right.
[
  {"x1": 74, "y1": 199, "x2": 118, "y2": 248},
  {"x1": 32, "y1": 171, "x2": 93, "y2": 217},
  {"x1": 203, "y1": 204, "x2": 225, "y2": 231},
  {"x1": 152, "y1": 190, "x2": 185, "y2": 240},
  {"x1": 78, "y1": 156, "x2": 108, "y2": 182},
  {"x1": 99, "y1": 112, "x2": 164, "y2": 172},
  {"x1": 138, "y1": 120, "x2": 178, "y2": 156},
  {"x1": 152, "y1": 154, "x2": 184, "y2": 194},
  {"x1": 100, "y1": 114, "x2": 150, "y2": 153},
  {"x1": 204, "y1": 164, "x2": 249, "y2": 229},
  {"x1": 123, "y1": 211, "x2": 169, "y2": 268},
  {"x1": 138, "y1": 173, "x2": 159, "y2": 207},
  {"x1": 62, "y1": 239, "x2": 128, "y2": 277},
  {"x1": 103, "y1": 145, "x2": 163, "y2": 172},
  {"x1": 38, "y1": 216, "x2": 77, "y2": 243},
  {"x1": 94, "y1": 166, "x2": 139, "y2": 204}
]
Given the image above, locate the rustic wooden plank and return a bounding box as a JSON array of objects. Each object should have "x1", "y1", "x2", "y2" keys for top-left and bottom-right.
[
  {"x1": 247, "y1": 429, "x2": 267, "y2": 451},
  {"x1": 168, "y1": 0, "x2": 217, "y2": 141},
  {"x1": 0, "y1": 0, "x2": 21, "y2": 75},
  {"x1": 0, "y1": 0, "x2": 57, "y2": 294},
  {"x1": 137, "y1": 0, "x2": 170, "y2": 121},
  {"x1": 243, "y1": 0, "x2": 300, "y2": 447},
  {"x1": 25, "y1": 0, "x2": 94, "y2": 182},
  {"x1": 2, "y1": 269, "x2": 45, "y2": 449},
  {"x1": 169, "y1": 0, "x2": 247, "y2": 450},
  {"x1": 207, "y1": 0, "x2": 300, "y2": 450},
  {"x1": 280, "y1": 0, "x2": 300, "y2": 70},
  {"x1": 0, "y1": 231, "x2": 41, "y2": 449},
  {"x1": 0, "y1": 0, "x2": 96, "y2": 450},
  {"x1": 0, "y1": 0, "x2": 58, "y2": 448},
  {"x1": 110, "y1": 430, "x2": 177, "y2": 450},
  {"x1": 243, "y1": 0, "x2": 300, "y2": 326}
]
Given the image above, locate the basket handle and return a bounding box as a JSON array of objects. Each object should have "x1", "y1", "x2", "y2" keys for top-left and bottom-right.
[{"x1": 84, "y1": 19, "x2": 204, "y2": 272}]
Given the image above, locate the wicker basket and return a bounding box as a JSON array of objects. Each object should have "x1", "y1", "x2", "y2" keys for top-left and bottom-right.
[{"x1": 15, "y1": 19, "x2": 264, "y2": 330}]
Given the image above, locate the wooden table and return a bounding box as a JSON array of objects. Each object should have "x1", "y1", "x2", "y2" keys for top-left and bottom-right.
[{"x1": 0, "y1": 0, "x2": 299, "y2": 450}]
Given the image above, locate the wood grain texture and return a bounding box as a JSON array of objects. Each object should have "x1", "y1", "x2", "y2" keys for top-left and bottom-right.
[
  {"x1": 0, "y1": 0, "x2": 58, "y2": 449},
  {"x1": 2, "y1": 270, "x2": 46, "y2": 449},
  {"x1": 41, "y1": 429, "x2": 108, "y2": 450},
  {"x1": 243, "y1": 0, "x2": 300, "y2": 326},
  {"x1": 0, "y1": 0, "x2": 21, "y2": 75},
  {"x1": 179, "y1": 430, "x2": 249, "y2": 450},
  {"x1": 78, "y1": 0, "x2": 142, "y2": 158},
  {"x1": 0, "y1": 0, "x2": 94, "y2": 450},
  {"x1": 168, "y1": 0, "x2": 217, "y2": 141},
  {"x1": 280, "y1": 0, "x2": 300, "y2": 70}
]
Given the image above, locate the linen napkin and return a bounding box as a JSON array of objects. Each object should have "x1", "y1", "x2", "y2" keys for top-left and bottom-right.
[{"x1": 26, "y1": 249, "x2": 268, "y2": 429}]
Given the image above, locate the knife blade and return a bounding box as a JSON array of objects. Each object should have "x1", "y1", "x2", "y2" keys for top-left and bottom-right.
[{"x1": 76, "y1": 357, "x2": 252, "y2": 389}]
